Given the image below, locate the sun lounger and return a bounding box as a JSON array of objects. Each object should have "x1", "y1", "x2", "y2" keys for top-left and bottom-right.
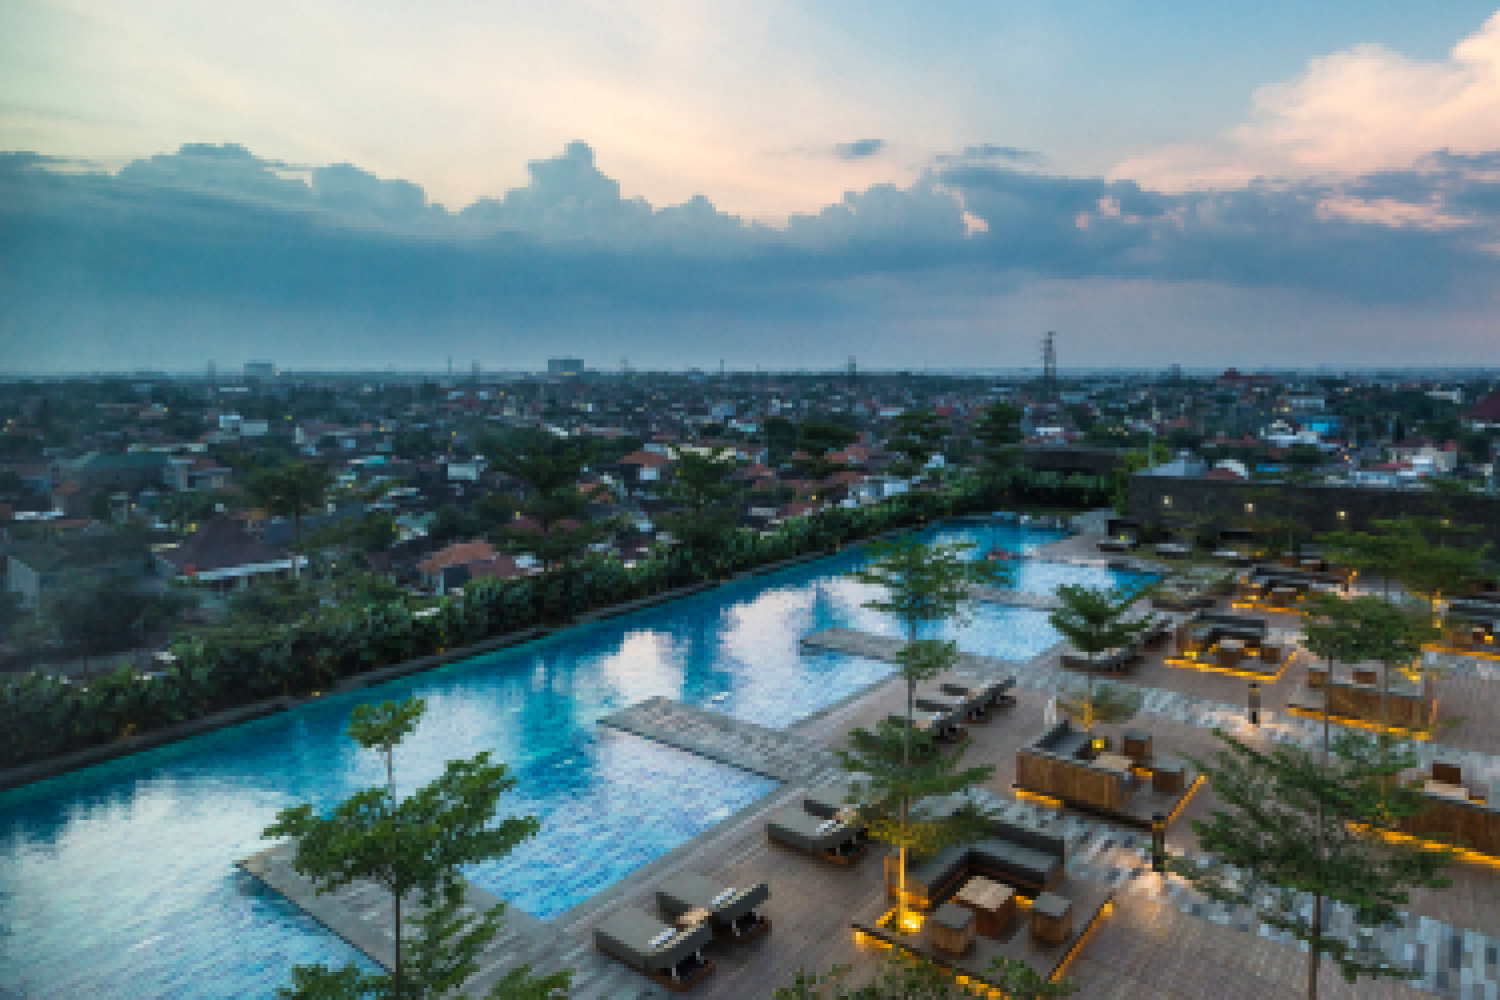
[
  {"x1": 915, "y1": 689, "x2": 983, "y2": 721},
  {"x1": 766, "y1": 805, "x2": 868, "y2": 865},
  {"x1": 655, "y1": 873, "x2": 772, "y2": 942},
  {"x1": 887, "y1": 709, "x2": 962, "y2": 741},
  {"x1": 940, "y1": 675, "x2": 1015, "y2": 711},
  {"x1": 594, "y1": 906, "x2": 715, "y2": 991}
]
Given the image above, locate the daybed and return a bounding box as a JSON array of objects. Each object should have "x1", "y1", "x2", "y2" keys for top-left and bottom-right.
[
  {"x1": 654, "y1": 873, "x2": 771, "y2": 943},
  {"x1": 594, "y1": 906, "x2": 715, "y2": 992},
  {"x1": 766, "y1": 805, "x2": 867, "y2": 865}
]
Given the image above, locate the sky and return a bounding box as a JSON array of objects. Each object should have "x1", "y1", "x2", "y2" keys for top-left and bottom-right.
[{"x1": 3, "y1": 1, "x2": 1500, "y2": 373}]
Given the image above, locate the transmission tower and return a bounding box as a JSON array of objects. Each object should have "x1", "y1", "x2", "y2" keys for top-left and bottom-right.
[{"x1": 1041, "y1": 332, "x2": 1057, "y2": 400}]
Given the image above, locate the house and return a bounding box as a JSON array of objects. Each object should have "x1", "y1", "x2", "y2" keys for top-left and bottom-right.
[
  {"x1": 1462, "y1": 391, "x2": 1500, "y2": 430},
  {"x1": 164, "y1": 457, "x2": 232, "y2": 492},
  {"x1": 416, "y1": 540, "x2": 498, "y2": 594},
  {"x1": 1389, "y1": 437, "x2": 1458, "y2": 475},
  {"x1": 58, "y1": 451, "x2": 171, "y2": 491},
  {"x1": 5, "y1": 535, "x2": 150, "y2": 605},
  {"x1": 156, "y1": 519, "x2": 304, "y2": 592},
  {"x1": 617, "y1": 450, "x2": 673, "y2": 484}
]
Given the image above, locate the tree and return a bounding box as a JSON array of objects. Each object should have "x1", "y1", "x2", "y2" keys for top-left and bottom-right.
[
  {"x1": 42, "y1": 574, "x2": 187, "y2": 655},
  {"x1": 1168, "y1": 729, "x2": 1452, "y2": 1000},
  {"x1": 248, "y1": 462, "x2": 333, "y2": 578},
  {"x1": 483, "y1": 435, "x2": 616, "y2": 572},
  {"x1": 836, "y1": 681, "x2": 995, "y2": 934},
  {"x1": 887, "y1": 410, "x2": 946, "y2": 482},
  {"x1": 793, "y1": 418, "x2": 858, "y2": 483},
  {"x1": 846, "y1": 540, "x2": 1007, "y2": 931},
  {"x1": 264, "y1": 697, "x2": 568, "y2": 999},
  {"x1": 1046, "y1": 585, "x2": 1151, "y2": 734},
  {"x1": 657, "y1": 447, "x2": 744, "y2": 557},
  {"x1": 1379, "y1": 517, "x2": 1488, "y2": 626},
  {"x1": 776, "y1": 951, "x2": 1077, "y2": 999}
]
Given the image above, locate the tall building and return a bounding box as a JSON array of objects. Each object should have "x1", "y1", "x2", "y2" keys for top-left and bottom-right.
[
  {"x1": 548, "y1": 358, "x2": 585, "y2": 376},
  {"x1": 244, "y1": 360, "x2": 276, "y2": 380}
]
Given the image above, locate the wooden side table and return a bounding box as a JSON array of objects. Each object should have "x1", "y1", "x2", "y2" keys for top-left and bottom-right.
[
  {"x1": 1122, "y1": 730, "x2": 1152, "y2": 764},
  {"x1": 1152, "y1": 759, "x2": 1186, "y2": 795},
  {"x1": 954, "y1": 876, "x2": 1017, "y2": 939},
  {"x1": 1030, "y1": 892, "x2": 1073, "y2": 946},
  {"x1": 928, "y1": 902, "x2": 976, "y2": 955}
]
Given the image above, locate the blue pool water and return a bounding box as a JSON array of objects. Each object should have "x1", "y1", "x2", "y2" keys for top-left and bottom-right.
[{"x1": 0, "y1": 523, "x2": 1141, "y2": 997}]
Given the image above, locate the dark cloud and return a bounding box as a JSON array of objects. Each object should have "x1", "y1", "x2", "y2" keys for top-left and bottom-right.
[
  {"x1": 2, "y1": 140, "x2": 1499, "y2": 370},
  {"x1": 935, "y1": 144, "x2": 1047, "y2": 167},
  {"x1": 833, "y1": 139, "x2": 885, "y2": 160}
]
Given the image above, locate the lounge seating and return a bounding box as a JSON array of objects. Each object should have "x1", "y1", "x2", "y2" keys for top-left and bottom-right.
[
  {"x1": 801, "y1": 779, "x2": 871, "y2": 841},
  {"x1": 766, "y1": 805, "x2": 867, "y2": 865},
  {"x1": 654, "y1": 873, "x2": 771, "y2": 942},
  {"x1": 887, "y1": 709, "x2": 963, "y2": 741},
  {"x1": 916, "y1": 689, "x2": 984, "y2": 722},
  {"x1": 888, "y1": 818, "x2": 1067, "y2": 909},
  {"x1": 594, "y1": 907, "x2": 715, "y2": 991},
  {"x1": 1097, "y1": 536, "x2": 1138, "y2": 553},
  {"x1": 940, "y1": 675, "x2": 1016, "y2": 712}
]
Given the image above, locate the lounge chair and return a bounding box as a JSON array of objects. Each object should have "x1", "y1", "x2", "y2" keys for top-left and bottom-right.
[
  {"x1": 887, "y1": 709, "x2": 963, "y2": 741},
  {"x1": 654, "y1": 873, "x2": 772, "y2": 943},
  {"x1": 915, "y1": 689, "x2": 983, "y2": 722},
  {"x1": 940, "y1": 675, "x2": 1015, "y2": 711},
  {"x1": 594, "y1": 906, "x2": 715, "y2": 992},
  {"x1": 766, "y1": 805, "x2": 868, "y2": 865}
]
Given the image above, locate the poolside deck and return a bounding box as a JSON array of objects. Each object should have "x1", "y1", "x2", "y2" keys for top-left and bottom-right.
[{"x1": 238, "y1": 529, "x2": 1500, "y2": 998}]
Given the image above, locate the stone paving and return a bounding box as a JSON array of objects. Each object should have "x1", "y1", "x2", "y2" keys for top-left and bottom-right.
[{"x1": 967, "y1": 585, "x2": 1062, "y2": 611}]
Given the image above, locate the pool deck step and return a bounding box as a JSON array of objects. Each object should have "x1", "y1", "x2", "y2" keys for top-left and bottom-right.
[
  {"x1": 598, "y1": 695, "x2": 840, "y2": 785},
  {"x1": 799, "y1": 627, "x2": 1024, "y2": 680},
  {"x1": 968, "y1": 586, "x2": 1062, "y2": 611}
]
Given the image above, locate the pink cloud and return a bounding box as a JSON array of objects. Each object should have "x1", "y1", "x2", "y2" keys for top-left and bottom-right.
[{"x1": 1113, "y1": 12, "x2": 1500, "y2": 192}]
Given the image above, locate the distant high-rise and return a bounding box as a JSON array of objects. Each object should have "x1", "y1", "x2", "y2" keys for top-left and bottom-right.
[
  {"x1": 548, "y1": 358, "x2": 585, "y2": 376},
  {"x1": 1041, "y1": 332, "x2": 1057, "y2": 399},
  {"x1": 244, "y1": 360, "x2": 275, "y2": 380}
]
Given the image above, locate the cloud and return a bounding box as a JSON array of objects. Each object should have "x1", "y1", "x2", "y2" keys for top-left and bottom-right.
[
  {"x1": 3, "y1": 139, "x2": 1500, "y2": 371},
  {"x1": 935, "y1": 145, "x2": 1047, "y2": 167},
  {"x1": 833, "y1": 139, "x2": 885, "y2": 160},
  {"x1": 1115, "y1": 12, "x2": 1500, "y2": 192}
]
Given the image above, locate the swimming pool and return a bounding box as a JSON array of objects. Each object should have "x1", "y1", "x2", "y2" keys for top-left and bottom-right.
[{"x1": 0, "y1": 523, "x2": 1140, "y2": 997}]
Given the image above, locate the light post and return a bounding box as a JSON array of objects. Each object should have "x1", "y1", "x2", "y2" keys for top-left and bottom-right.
[
  {"x1": 1248, "y1": 681, "x2": 1261, "y2": 726},
  {"x1": 1151, "y1": 812, "x2": 1167, "y2": 873}
]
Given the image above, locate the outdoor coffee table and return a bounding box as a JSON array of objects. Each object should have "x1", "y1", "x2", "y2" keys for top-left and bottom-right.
[
  {"x1": 1093, "y1": 752, "x2": 1134, "y2": 776},
  {"x1": 953, "y1": 876, "x2": 1016, "y2": 939}
]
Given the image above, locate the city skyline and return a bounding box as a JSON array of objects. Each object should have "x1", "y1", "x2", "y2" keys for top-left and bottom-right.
[{"x1": 4, "y1": 3, "x2": 1500, "y2": 371}]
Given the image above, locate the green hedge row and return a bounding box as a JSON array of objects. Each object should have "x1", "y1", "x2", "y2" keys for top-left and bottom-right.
[{"x1": 0, "y1": 470, "x2": 1105, "y2": 771}]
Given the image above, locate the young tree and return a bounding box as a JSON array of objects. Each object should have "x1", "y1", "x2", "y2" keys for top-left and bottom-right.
[
  {"x1": 247, "y1": 462, "x2": 333, "y2": 578},
  {"x1": 1047, "y1": 585, "x2": 1151, "y2": 734},
  {"x1": 836, "y1": 678, "x2": 996, "y2": 934},
  {"x1": 848, "y1": 540, "x2": 1008, "y2": 769},
  {"x1": 793, "y1": 418, "x2": 858, "y2": 483},
  {"x1": 263, "y1": 697, "x2": 569, "y2": 999},
  {"x1": 1169, "y1": 729, "x2": 1452, "y2": 1000}
]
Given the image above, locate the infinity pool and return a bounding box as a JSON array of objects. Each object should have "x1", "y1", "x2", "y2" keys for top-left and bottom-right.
[{"x1": 0, "y1": 523, "x2": 1140, "y2": 997}]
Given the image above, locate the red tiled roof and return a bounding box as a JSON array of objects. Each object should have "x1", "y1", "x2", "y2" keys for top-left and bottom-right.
[
  {"x1": 417, "y1": 540, "x2": 497, "y2": 574},
  {"x1": 618, "y1": 451, "x2": 672, "y2": 467},
  {"x1": 1463, "y1": 391, "x2": 1500, "y2": 422}
]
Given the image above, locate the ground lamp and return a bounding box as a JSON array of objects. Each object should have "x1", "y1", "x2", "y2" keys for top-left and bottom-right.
[
  {"x1": 1151, "y1": 812, "x2": 1167, "y2": 873},
  {"x1": 1248, "y1": 681, "x2": 1261, "y2": 726}
]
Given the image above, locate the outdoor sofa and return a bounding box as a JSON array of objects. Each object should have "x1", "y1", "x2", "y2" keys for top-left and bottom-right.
[
  {"x1": 654, "y1": 873, "x2": 771, "y2": 942},
  {"x1": 886, "y1": 816, "x2": 1066, "y2": 910},
  {"x1": 939, "y1": 675, "x2": 1016, "y2": 712},
  {"x1": 765, "y1": 805, "x2": 867, "y2": 865},
  {"x1": 593, "y1": 906, "x2": 715, "y2": 991},
  {"x1": 1015, "y1": 719, "x2": 1132, "y2": 813}
]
